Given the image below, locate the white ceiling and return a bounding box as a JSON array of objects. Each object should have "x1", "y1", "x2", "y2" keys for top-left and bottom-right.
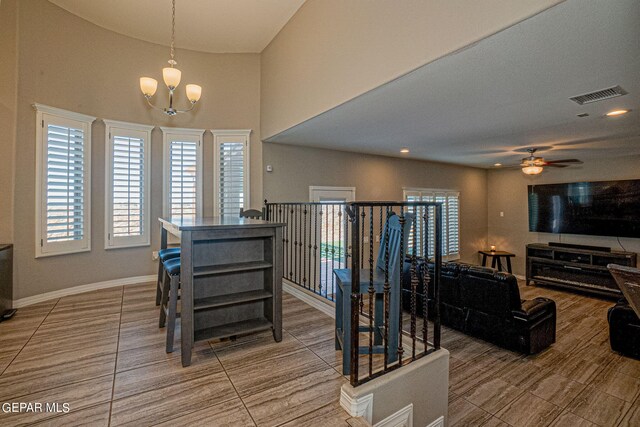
[
  {"x1": 267, "y1": 0, "x2": 640, "y2": 169},
  {"x1": 48, "y1": 0, "x2": 306, "y2": 53}
]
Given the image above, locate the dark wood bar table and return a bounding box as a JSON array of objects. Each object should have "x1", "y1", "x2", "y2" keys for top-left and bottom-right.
[{"x1": 159, "y1": 217, "x2": 285, "y2": 367}]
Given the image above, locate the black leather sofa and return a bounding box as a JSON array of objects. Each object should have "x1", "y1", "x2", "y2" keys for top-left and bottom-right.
[
  {"x1": 608, "y1": 301, "x2": 640, "y2": 359},
  {"x1": 402, "y1": 259, "x2": 556, "y2": 354}
]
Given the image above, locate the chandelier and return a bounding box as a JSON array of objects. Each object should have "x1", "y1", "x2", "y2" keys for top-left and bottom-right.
[{"x1": 139, "y1": 0, "x2": 202, "y2": 116}]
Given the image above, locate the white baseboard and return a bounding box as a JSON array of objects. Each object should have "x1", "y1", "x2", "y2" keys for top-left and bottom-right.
[
  {"x1": 340, "y1": 389, "x2": 374, "y2": 423},
  {"x1": 282, "y1": 279, "x2": 335, "y2": 318},
  {"x1": 425, "y1": 416, "x2": 444, "y2": 427},
  {"x1": 12, "y1": 274, "x2": 156, "y2": 308},
  {"x1": 374, "y1": 404, "x2": 413, "y2": 427}
]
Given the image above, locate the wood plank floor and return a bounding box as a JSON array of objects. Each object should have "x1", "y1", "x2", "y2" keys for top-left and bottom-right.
[
  {"x1": 448, "y1": 283, "x2": 640, "y2": 427},
  {"x1": 1, "y1": 280, "x2": 639, "y2": 426},
  {"x1": 0, "y1": 283, "x2": 364, "y2": 427}
]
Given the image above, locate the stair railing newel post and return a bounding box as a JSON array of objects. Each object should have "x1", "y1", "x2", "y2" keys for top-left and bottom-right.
[
  {"x1": 383, "y1": 207, "x2": 391, "y2": 370},
  {"x1": 347, "y1": 204, "x2": 361, "y2": 386},
  {"x1": 410, "y1": 213, "x2": 418, "y2": 360},
  {"x1": 422, "y1": 208, "x2": 430, "y2": 351},
  {"x1": 398, "y1": 207, "x2": 405, "y2": 365},
  {"x1": 434, "y1": 203, "x2": 443, "y2": 349},
  {"x1": 368, "y1": 206, "x2": 375, "y2": 376}
]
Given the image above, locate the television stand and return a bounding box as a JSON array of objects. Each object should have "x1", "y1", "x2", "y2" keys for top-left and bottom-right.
[{"x1": 526, "y1": 243, "x2": 637, "y2": 297}]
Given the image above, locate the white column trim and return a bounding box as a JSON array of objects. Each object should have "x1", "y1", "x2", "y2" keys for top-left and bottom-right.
[{"x1": 340, "y1": 389, "x2": 374, "y2": 423}]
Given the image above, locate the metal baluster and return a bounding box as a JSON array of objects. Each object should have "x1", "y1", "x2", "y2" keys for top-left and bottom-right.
[
  {"x1": 383, "y1": 208, "x2": 391, "y2": 370},
  {"x1": 313, "y1": 204, "x2": 318, "y2": 293},
  {"x1": 361, "y1": 210, "x2": 366, "y2": 269},
  {"x1": 338, "y1": 205, "x2": 346, "y2": 268},
  {"x1": 331, "y1": 205, "x2": 336, "y2": 299},
  {"x1": 411, "y1": 213, "x2": 418, "y2": 360},
  {"x1": 308, "y1": 205, "x2": 313, "y2": 292},
  {"x1": 293, "y1": 205, "x2": 297, "y2": 285},
  {"x1": 323, "y1": 204, "x2": 328, "y2": 295},
  {"x1": 360, "y1": 209, "x2": 366, "y2": 313},
  {"x1": 298, "y1": 205, "x2": 303, "y2": 287},
  {"x1": 303, "y1": 206, "x2": 308, "y2": 288},
  {"x1": 291, "y1": 206, "x2": 296, "y2": 280},
  {"x1": 368, "y1": 206, "x2": 374, "y2": 376}
]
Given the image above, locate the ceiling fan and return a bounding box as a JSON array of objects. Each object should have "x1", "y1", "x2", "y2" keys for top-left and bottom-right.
[{"x1": 518, "y1": 148, "x2": 582, "y2": 175}]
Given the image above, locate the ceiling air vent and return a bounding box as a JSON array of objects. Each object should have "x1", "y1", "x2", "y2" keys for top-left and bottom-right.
[{"x1": 569, "y1": 85, "x2": 628, "y2": 105}]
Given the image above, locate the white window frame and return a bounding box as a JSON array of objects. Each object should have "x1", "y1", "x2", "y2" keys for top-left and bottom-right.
[
  {"x1": 161, "y1": 127, "x2": 205, "y2": 218},
  {"x1": 212, "y1": 129, "x2": 251, "y2": 217},
  {"x1": 403, "y1": 187, "x2": 460, "y2": 261},
  {"x1": 104, "y1": 120, "x2": 153, "y2": 249},
  {"x1": 34, "y1": 104, "x2": 95, "y2": 258}
]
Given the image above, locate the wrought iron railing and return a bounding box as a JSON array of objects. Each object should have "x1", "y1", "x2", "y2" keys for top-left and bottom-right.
[
  {"x1": 265, "y1": 200, "x2": 443, "y2": 387},
  {"x1": 264, "y1": 201, "x2": 349, "y2": 300}
]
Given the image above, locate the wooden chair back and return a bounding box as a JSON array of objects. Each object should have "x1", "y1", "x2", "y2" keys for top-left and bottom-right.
[
  {"x1": 239, "y1": 208, "x2": 265, "y2": 220},
  {"x1": 375, "y1": 212, "x2": 415, "y2": 281}
]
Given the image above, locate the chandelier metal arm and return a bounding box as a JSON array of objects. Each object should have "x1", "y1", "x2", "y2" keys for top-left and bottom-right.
[{"x1": 143, "y1": 95, "x2": 197, "y2": 116}]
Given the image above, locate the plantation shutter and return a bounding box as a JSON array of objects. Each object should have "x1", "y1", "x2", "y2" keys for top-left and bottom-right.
[
  {"x1": 447, "y1": 194, "x2": 460, "y2": 255},
  {"x1": 170, "y1": 140, "x2": 198, "y2": 220},
  {"x1": 213, "y1": 130, "x2": 251, "y2": 217},
  {"x1": 105, "y1": 121, "x2": 152, "y2": 249},
  {"x1": 35, "y1": 105, "x2": 94, "y2": 258},
  {"x1": 112, "y1": 135, "x2": 144, "y2": 237},
  {"x1": 45, "y1": 124, "x2": 85, "y2": 243},
  {"x1": 404, "y1": 189, "x2": 460, "y2": 260},
  {"x1": 217, "y1": 142, "x2": 246, "y2": 216}
]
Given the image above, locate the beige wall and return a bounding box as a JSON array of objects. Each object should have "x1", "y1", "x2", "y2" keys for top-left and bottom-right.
[
  {"x1": 487, "y1": 155, "x2": 640, "y2": 276},
  {"x1": 263, "y1": 143, "x2": 488, "y2": 265},
  {"x1": 12, "y1": 0, "x2": 261, "y2": 299},
  {"x1": 260, "y1": 0, "x2": 564, "y2": 140},
  {"x1": 0, "y1": 0, "x2": 18, "y2": 243}
]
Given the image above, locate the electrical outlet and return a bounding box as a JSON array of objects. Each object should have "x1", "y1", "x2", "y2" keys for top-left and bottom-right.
[
  {"x1": 152, "y1": 251, "x2": 159, "y2": 261},
  {"x1": 375, "y1": 235, "x2": 380, "y2": 243},
  {"x1": 500, "y1": 211, "x2": 504, "y2": 217},
  {"x1": 363, "y1": 236, "x2": 370, "y2": 244}
]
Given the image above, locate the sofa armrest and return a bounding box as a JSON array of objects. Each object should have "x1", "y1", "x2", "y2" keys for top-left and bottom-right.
[{"x1": 512, "y1": 297, "x2": 555, "y2": 322}]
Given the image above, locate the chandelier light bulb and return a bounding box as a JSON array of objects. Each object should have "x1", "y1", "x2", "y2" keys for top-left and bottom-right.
[
  {"x1": 186, "y1": 84, "x2": 202, "y2": 103},
  {"x1": 163, "y1": 67, "x2": 182, "y2": 89},
  {"x1": 139, "y1": 77, "x2": 158, "y2": 97}
]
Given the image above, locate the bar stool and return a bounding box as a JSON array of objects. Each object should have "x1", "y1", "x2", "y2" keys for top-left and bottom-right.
[
  {"x1": 156, "y1": 248, "x2": 181, "y2": 306},
  {"x1": 159, "y1": 257, "x2": 181, "y2": 353}
]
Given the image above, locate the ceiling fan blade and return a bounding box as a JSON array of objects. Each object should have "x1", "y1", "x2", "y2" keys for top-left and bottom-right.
[
  {"x1": 545, "y1": 163, "x2": 569, "y2": 168},
  {"x1": 545, "y1": 159, "x2": 582, "y2": 164}
]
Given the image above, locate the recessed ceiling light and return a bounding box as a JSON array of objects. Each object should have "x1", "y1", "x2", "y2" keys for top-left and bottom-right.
[
  {"x1": 606, "y1": 109, "x2": 630, "y2": 117},
  {"x1": 494, "y1": 163, "x2": 502, "y2": 167},
  {"x1": 400, "y1": 148, "x2": 410, "y2": 153}
]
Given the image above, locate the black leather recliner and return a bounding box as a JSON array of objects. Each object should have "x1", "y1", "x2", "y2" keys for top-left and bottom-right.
[
  {"x1": 608, "y1": 301, "x2": 640, "y2": 359},
  {"x1": 402, "y1": 258, "x2": 556, "y2": 354}
]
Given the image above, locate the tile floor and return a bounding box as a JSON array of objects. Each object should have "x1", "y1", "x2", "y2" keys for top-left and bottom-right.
[
  {"x1": 447, "y1": 283, "x2": 640, "y2": 427},
  {"x1": 1, "y1": 280, "x2": 639, "y2": 426},
  {"x1": 0, "y1": 283, "x2": 365, "y2": 426}
]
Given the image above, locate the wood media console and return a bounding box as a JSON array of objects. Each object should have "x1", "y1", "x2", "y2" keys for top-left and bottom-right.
[{"x1": 526, "y1": 243, "x2": 637, "y2": 297}]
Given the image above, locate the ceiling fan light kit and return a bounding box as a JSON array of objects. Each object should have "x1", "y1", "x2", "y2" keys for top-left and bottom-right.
[
  {"x1": 522, "y1": 165, "x2": 543, "y2": 175},
  {"x1": 139, "y1": 0, "x2": 202, "y2": 116},
  {"x1": 517, "y1": 148, "x2": 581, "y2": 175}
]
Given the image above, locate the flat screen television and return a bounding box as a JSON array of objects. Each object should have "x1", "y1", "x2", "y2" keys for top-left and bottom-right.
[{"x1": 528, "y1": 179, "x2": 640, "y2": 238}]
